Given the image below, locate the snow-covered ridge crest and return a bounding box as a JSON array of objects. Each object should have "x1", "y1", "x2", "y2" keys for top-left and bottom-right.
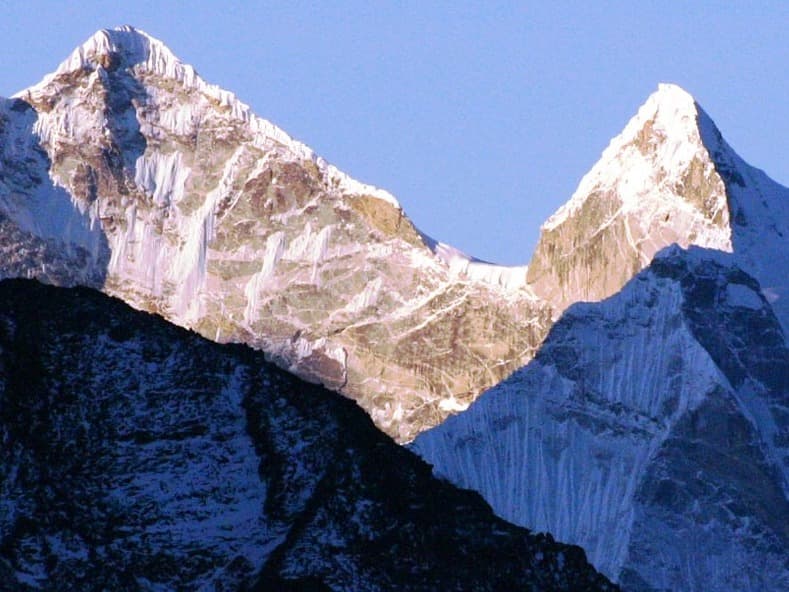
[
  {"x1": 16, "y1": 25, "x2": 400, "y2": 208},
  {"x1": 50, "y1": 25, "x2": 191, "y2": 84},
  {"x1": 424, "y1": 235, "x2": 534, "y2": 294}
]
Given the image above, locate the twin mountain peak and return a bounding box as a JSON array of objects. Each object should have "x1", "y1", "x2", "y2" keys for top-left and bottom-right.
[
  {"x1": 0, "y1": 26, "x2": 785, "y2": 444},
  {"x1": 2, "y1": 25, "x2": 788, "y2": 591},
  {"x1": 0, "y1": 26, "x2": 783, "y2": 440}
]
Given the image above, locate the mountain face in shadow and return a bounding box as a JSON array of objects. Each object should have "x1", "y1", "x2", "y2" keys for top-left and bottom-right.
[
  {"x1": 413, "y1": 85, "x2": 788, "y2": 589},
  {"x1": 0, "y1": 278, "x2": 615, "y2": 591},
  {"x1": 0, "y1": 96, "x2": 111, "y2": 287},
  {"x1": 414, "y1": 246, "x2": 789, "y2": 591}
]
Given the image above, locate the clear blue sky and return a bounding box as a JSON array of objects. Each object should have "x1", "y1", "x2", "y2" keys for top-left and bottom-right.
[{"x1": 2, "y1": 2, "x2": 788, "y2": 264}]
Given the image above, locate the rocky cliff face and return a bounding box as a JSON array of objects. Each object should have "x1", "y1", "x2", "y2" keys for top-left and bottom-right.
[
  {"x1": 0, "y1": 26, "x2": 549, "y2": 443},
  {"x1": 0, "y1": 278, "x2": 615, "y2": 591},
  {"x1": 414, "y1": 247, "x2": 789, "y2": 591}
]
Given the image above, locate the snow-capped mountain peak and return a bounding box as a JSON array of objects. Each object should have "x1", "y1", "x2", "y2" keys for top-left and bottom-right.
[
  {"x1": 48, "y1": 25, "x2": 183, "y2": 81},
  {"x1": 16, "y1": 25, "x2": 401, "y2": 210},
  {"x1": 0, "y1": 26, "x2": 548, "y2": 442},
  {"x1": 19, "y1": 25, "x2": 209, "y2": 113},
  {"x1": 543, "y1": 83, "x2": 717, "y2": 231},
  {"x1": 527, "y1": 82, "x2": 788, "y2": 334}
]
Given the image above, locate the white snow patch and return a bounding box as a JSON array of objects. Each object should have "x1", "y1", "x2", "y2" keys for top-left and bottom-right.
[
  {"x1": 134, "y1": 151, "x2": 190, "y2": 208},
  {"x1": 438, "y1": 397, "x2": 470, "y2": 413},
  {"x1": 426, "y1": 238, "x2": 534, "y2": 295},
  {"x1": 345, "y1": 277, "x2": 383, "y2": 314},
  {"x1": 244, "y1": 231, "x2": 286, "y2": 323},
  {"x1": 761, "y1": 287, "x2": 781, "y2": 304},
  {"x1": 17, "y1": 25, "x2": 401, "y2": 213}
]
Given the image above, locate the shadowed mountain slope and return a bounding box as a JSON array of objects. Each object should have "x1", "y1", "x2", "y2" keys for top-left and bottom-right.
[
  {"x1": 415, "y1": 246, "x2": 789, "y2": 591},
  {"x1": 0, "y1": 278, "x2": 615, "y2": 591}
]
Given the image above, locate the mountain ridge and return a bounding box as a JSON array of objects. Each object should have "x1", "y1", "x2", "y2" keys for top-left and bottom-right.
[
  {"x1": 1, "y1": 24, "x2": 788, "y2": 591},
  {"x1": 1, "y1": 26, "x2": 786, "y2": 444},
  {"x1": 0, "y1": 25, "x2": 549, "y2": 442},
  {"x1": 414, "y1": 244, "x2": 789, "y2": 590},
  {"x1": 0, "y1": 277, "x2": 615, "y2": 591},
  {"x1": 16, "y1": 25, "x2": 401, "y2": 210}
]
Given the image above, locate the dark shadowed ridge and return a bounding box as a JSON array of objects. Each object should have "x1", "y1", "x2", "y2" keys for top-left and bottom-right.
[{"x1": 0, "y1": 278, "x2": 616, "y2": 591}]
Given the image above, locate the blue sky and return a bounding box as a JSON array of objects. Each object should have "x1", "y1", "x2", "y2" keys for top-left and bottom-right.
[{"x1": 2, "y1": 2, "x2": 788, "y2": 264}]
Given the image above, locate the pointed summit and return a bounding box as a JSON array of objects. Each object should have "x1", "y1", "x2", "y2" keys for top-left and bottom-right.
[
  {"x1": 541, "y1": 83, "x2": 725, "y2": 233},
  {"x1": 21, "y1": 25, "x2": 202, "y2": 97},
  {"x1": 527, "y1": 82, "x2": 789, "y2": 332},
  {"x1": 625, "y1": 82, "x2": 699, "y2": 138},
  {"x1": 527, "y1": 83, "x2": 735, "y2": 310},
  {"x1": 15, "y1": 26, "x2": 401, "y2": 206},
  {"x1": 647, "y1": 81, "x2": 695, "y2": 105},
  {"x1": 61, "y1": 25, "x2": 162, "y2": 69},
  {"x1": 416, "y1": 244, "x2": 789, "y2": 591}
]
